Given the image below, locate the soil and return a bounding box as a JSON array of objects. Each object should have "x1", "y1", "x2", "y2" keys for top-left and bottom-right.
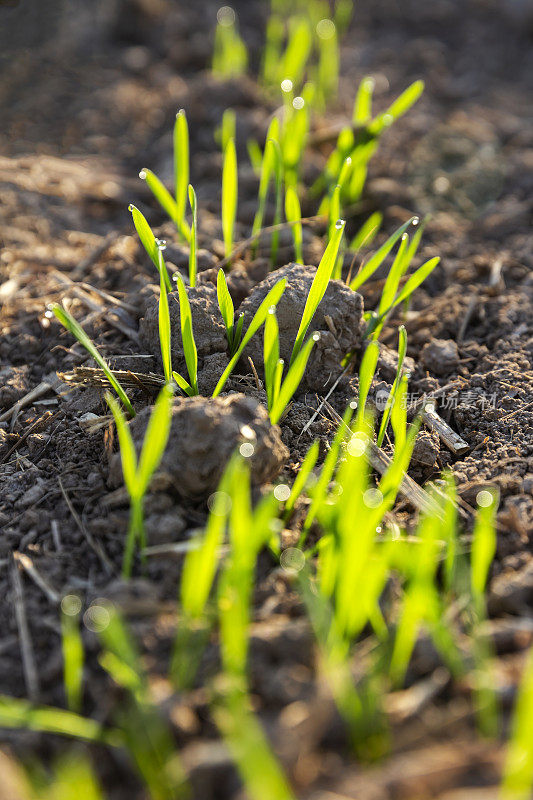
[{"x1": 1, "y1": 0, "x2": 532, "y2": 797}]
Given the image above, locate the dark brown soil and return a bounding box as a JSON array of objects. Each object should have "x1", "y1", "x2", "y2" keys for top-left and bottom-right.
[{"x1": 1, "y1": 0, "x2": 532, "y2": 797}]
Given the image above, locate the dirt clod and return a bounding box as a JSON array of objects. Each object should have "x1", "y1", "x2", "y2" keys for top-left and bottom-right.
[
  {"x1": 139, "y1": 284, "x2": 228, "y2": 378},
  {"x1": 237, "y1": 264, "x2": 365, "y2": 391},
  {"x1": 109, "y1": 393, "x2": 288, "y2": 500}
]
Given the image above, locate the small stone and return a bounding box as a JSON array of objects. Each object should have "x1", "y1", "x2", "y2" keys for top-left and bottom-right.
[
  {"x1": 16, "y1": 479, "x2": 46, "y2": 508},
  {"x1": 420, "y1": 338, "x2": 460, "y2": 376}
]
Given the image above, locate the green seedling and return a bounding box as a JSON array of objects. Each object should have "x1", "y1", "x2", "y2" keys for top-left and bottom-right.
[
  {"x1": 222, "y1": 137, "x2": 238, "y2": 262},
  {"x1": 290, "y1": 217, "x2": 345, "y2": 364},
  {"x1": 52, "y1": 305, "x2": 134, "y2": 418},
  {"x1": 217, "y1": 108, "x2": 236, "y2": 153},
  {"x1": 157, "y1": 248, "x2": 173, "y2": 383},
  {"x1": 137, "y1": 110, "x2": 190, "y2": 242},
  {"x1": 97, "y1": 606, "x2": 187, "y2": 799},
  {"x1": 279, "y1": 16, "x2": 312, "y2": 90},
  {"x1": 368, "y1": 80, "x2": 424, "y2": 137},
  {"x1": 264, "y1": 306, "x2": 319, "y2": 424},
  {"x1": 130, "y1": 204, "x2": 172, "y2": 291},
  {"x1": 171, "y1": 478, "x2": 231, "y2": 688},
  {"x1": 174, "y1": 109, "x2": 190, "y2": 241},
  {"x1": 376, "y1": 325, "x2": 407, "y2": 447},
  {"x1": 0, "y1": 694, "x2": 121, "y2": 746},
  {"x1": 349, "y1": 210, "x2": 383, "y2": 251},
  {"x1": 106, "y1": 383, "x2": 174, "y2": 577},
  {"x1": 212, "y1": 277, "x2": 287, "y2": 397},
  {"x1": 280, "y1": 82, "x2": 311, "y2": 188},
  {"x1": 173, "y1": 274, "x2": 199, "y2": 396},
  {"x1": 212, "y1": 5, "x2": 248, "y2": 78},
  {"x1": 31, "y1": 753, "x2": 105, "y2": 800},
  {"x1": 261, "y1": 13, "x2": 285, "y2": 88},
  {"x1": 316, "y1": 16, "x2": 339, "y2": 107},
  {"x1": 284, "y1": 184, "x2": 303, "y2": 263},
  {"x1": 501, "y1": 645, "x2": 533, "y2": 800},
  {"x1": 60, "y1": 595, "x2": 84, "y2": 714},
  {"x1": 349, "y1": 217, "x2": 415, "y2": 291},
  {"x1": 217, "y1": 268, "x2": 244, "y2": 355},
  {"x1": 188, "y1": 185, "x2": 198, "y2": 288},
  {"x1": 213, "y1": 681, "x2": 296, "y2": 800},
  {"x1": 269, "y1": 137, "x2": 284, "y2": 265},
  {"x1": 251, "y1": 120, "x2": 280, "y2": 256},
  {"x1": 283, "y1": 438, "x2": 320, "y2": 521},
  {"x1": 356, "y1": 339, "x2": 380, "y2": 427}
]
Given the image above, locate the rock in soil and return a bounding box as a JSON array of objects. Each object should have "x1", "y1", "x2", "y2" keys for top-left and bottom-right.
[
  {"x1": 139, "y1": 283, "x2": 228, "y2": 377},
  {"x1": 108, "y1": 393, "x2": 288, "y2": 501},
  {"x1": 237, "y1": 263, "x2": 365, "y2": 392},
  {"x1": 420, "y1": 338, "x2": 460, "y2": 376}
]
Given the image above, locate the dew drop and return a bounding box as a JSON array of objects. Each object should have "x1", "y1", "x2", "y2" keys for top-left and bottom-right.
[
  {"x1": 411, "y1": 216, "x2": 420, "y2": 227},
  {"x1": 312, "y1": 332, "x2": 321, "y2": 342},
  {"x1": 281, "y1": 78, "x2": 293, "y2": 93},
  {"x1": 83, "y1": 604, "x2": 110, "y2": 633},
  {"x1": 61, "y1": 595, "x2": 82, "y2": 617},
  {"x1": 207, "y1": 491, "x2": 232, "y2": 515},
  {"x1": 292, "y1": 96, "x2": 305, "y2": 110},
  {"x1": 363, "y1": 488, "x2": 384, "y2": 508},
  {"x1": 382, "y1": 113, "x2": 394, "y2": 127},
  {"x1": 347, "y1": 434, "x2": 367, "y2": 457},
  {"x1": 128, "y1": 204, "x2": 134, "y2": 212},
  {"x1": 274, "y1": 484, "x2": 291, "y2": 502},
  {"x1": 44, "y1": 309, "x2": 53, "y2": 318},
  {"x1": 401, "y1": 232, "x2": 408, "y2": 241},
  {"x1": 138, "y1": 169, "x2": 147, "y2": 180},
  {"x1": 217, "y1": 5, "x2": 235, "y2": 26},
  {"x1": 316, "y1": 18, "x2": 336, "y2": 39},
  {"x1": 349, "y1": 400, "x2": 358, "y2": 410},
  {"x1": 476, "y1": 489, "x2": 495, "y2": 508},
  {"x1": 268, "y1": 305, "x2": 277, "y2": 315},
  {"x1": 335, "y1": 218, "x2": 345, "y2": 229},
  {"x1": 239, "y1": 442, "x2": 255, "y2": 458},
  {"x1": 280, "y1": 547, "x2": 305, "y2": 573}
]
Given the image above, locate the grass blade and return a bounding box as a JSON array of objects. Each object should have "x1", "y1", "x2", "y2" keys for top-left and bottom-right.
[
  {"x1": 53, "y1": 305, "x2": 134, "y2": 417},
  {"x1": 217, "y1": 268, "x2": 236, "y2": 351},
  {"x1": 60, "y1": 595, "x2": 84, "y2": 714},
  {"x1": 175, "y1": 275, "x2": 198, "y2": 394},
  {"x1": 157, "y1": 248, "x2": 172, "y2": 382},
  {"x1": 357, "y1": 340, "x2": 380, "y2": 426},
  {"x1": 212, "y1": 278, "x2": 286, "y2": 397},
  {"x1": 0, "y1": 695, "x2": 120, "y2": 746},
  {"x1": 349, "y1": 210, "x2": 383, "y2": 251},
  {"x1": 285, "y1": 185, "x2": 303, "y2": 263},
  {"x1": 353, "y1": 76, "x2": 374, "y2": 124},
  {"x1": 222, "y1": 137, "x2": 238, "y2": 261},
  {"x1": 349, "y1": 217, "x2": 414, "y2": 291},
  {"x1": 290, "y1": 219, "x2": 345, "y2": 364},
  {"x1": 139, "y1": 168, "x2": 180, "y2": 228},
  {"x1": 174, "y1": 109, "x2": 190, "y2": 241},
  {"x1": 270, "y1": 333, "x2": 318, "y2": 424},
  {"x1": 130, "y1": 204, "x2": 172, "y2": 292},
  {"x1": 188, "y1": 185, "x2": 198, "y2": 288},
  {"x1": 136, "y1": 383, "x2": 175, "y2": 497},
  {"x1": 264, "y1": 307, "x2": 280, "y2": 411},
  {"x1": 376, "y1": 326, "x2": 407, "y2": 447}
]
